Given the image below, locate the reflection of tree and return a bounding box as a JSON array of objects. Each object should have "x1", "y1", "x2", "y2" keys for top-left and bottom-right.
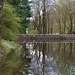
[
  {"x1": 27, "y1": 43, "x2": 59, "y2": 74},
  {"x1": 20, "y1": 43, "x2": 31, "y2": 75},
  {"x1": 39, "y1": 43, "x2": 75, "y2": 75},
  {"x1": 69, "y1": 43, "x2": 72, "y2": 57},
  {"x1": 42, "y1": 43, "x2": 46, "y2": 75},
  {"x1": 20, "y1": 43, "x2": 75, "y2": 75},
  {"x1": 49, "y1": 43, "x2": 75, "y2": 75},
  {"x1": 64, "y1": 43, "x2": 65, "y2": 54}
]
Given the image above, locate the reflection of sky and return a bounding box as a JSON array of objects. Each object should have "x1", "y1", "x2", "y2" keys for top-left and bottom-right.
[{"x1": 26, "y1": 43, "x2": 60, "y2": 75}]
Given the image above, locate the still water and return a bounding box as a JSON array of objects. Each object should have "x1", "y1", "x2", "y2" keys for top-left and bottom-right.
[{"x1": 0, "y1": 42, "x2": 75, "y2": 75}]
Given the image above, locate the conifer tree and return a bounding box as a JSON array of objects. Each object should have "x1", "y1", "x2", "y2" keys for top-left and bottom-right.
[{"x1": 7, "y1": 0, "x2": 31, "y2": 33}]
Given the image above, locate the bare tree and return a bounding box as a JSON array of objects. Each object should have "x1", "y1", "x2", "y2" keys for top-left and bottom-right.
[{"x1": 30, "y1": 0, "x2": 75, "y2": 34}]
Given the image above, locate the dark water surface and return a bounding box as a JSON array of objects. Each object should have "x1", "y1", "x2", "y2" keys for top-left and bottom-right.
[{"x1": 0, "y1": 42, "x2": 75, "y2": 75}]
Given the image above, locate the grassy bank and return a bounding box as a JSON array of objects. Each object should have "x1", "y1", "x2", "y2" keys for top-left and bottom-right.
[
  {"x1": 1, "y1": 40, "x2": 20, "y2": 54},
  {"x1": 29, "y1": 30, "x2": 39, "y2": 34},
  {"x1": 0, "y1": 40, "x2": 22, "y2": 75}
]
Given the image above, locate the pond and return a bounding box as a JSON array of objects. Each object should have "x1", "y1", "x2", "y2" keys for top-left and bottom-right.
[{"x1": 0, "y1": 42, "x2": 75, "y2": 75}]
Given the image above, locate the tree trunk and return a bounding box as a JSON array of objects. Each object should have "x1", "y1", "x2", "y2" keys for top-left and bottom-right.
[
  {"x1": 59, "y1": 18, "x2": 61, "y2": 34},
  {"x1": 43, "y1": 0, "x2": 47, "y2": 34},
  {"x1": 38, "y1": 13, "x2": 41, "y2": 34},
  {"x1": 70, "y1": 16, "x2": 73, "y2": 33},
  {"x1": 43, "y1": 9, "x2": 46, "y2": 34},
  {"x1": 47, "y1": 12, "x2": 50, "y2": 34},
  {"x1": 51, "y1": 21, "x2": 53, "y2": 34},
  {"x1": 0, "y1": 0, "x2": 4, "y2": 55},
  {"x1": 63, "y1": 20, "x2": 66, "y2": 34}
]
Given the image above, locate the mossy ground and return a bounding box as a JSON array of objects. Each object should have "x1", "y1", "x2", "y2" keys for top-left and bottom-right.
[{"x1": 1, "y1": 40, "x2": 20, "y2": 54}]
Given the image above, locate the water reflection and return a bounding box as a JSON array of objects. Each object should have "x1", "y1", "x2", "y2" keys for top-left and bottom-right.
[
  {"x1": 0, "y1": 43, "x2": 75, "y2": 75},
  {"x1": 20, "y1": 43, "x2": 75, "y2": 75}
]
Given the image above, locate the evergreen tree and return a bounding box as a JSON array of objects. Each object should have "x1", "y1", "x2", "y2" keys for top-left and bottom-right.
[
  {"x1": 7, "y1": 0, "x2": 32, "y2": 34},
  {"x1": 2, "y1": 3, "x2": 21, "y2": 40},
  {"x1": 19, "y1": 0, "x2": 31, "y2": 33}
]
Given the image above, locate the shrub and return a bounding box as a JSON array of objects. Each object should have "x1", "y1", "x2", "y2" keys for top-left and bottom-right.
[{"x1": 29, "y1": 30, "x2": 39, "y2": 34}]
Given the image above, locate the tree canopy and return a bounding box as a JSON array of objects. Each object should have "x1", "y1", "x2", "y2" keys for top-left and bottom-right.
[
  {"x1": 7, "y1": 0, "x2": 32, "y2": 34},
  {"x1": 2, "y1": 3, "x2": 21, "y2": 40}
]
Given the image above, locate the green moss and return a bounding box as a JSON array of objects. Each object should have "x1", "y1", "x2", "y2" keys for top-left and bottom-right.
[
  {"x1": 2, "y1": 40, "x2": 17, "y2": 47},
  {"x1": 1, "y1": 40, "x2": 20, "y2": 54}
]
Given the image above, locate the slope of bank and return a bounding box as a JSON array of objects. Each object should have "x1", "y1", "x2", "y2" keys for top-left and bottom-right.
[
  {"x1": 1, "y1": 40, "x2": 20, "y2": 55},
  {"x1": 0, "y1": 40, "x2": 22, "y2": 75}
]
